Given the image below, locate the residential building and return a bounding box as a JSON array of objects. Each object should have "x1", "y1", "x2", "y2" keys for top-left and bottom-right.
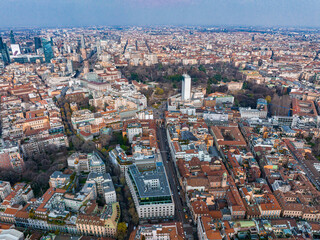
[
  {"x1": 76, "y1": 202, "x2": 120, "y2": 238},
  {"x1": 0, "y1": 181, "x2": 11, "y2": 202},
  {"x1": 130, "y1": 222, "x2": 186, "y2": 240},
  {"x1": 87, "y1": 172, "x2": 117, "y2": 204}
]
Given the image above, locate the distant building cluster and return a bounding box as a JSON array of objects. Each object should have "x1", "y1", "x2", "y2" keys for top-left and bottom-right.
[{"x1": 1, "y1": 27, "x2": 320, "y2": 239}]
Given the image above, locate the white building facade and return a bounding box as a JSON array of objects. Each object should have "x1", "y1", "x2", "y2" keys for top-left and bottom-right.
[{"x1": 182, "y1": 74, "x2": 191, "y2": 101}]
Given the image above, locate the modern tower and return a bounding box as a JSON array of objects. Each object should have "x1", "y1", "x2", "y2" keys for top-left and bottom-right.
[
  {"x1": 11, "y1": 44, "x2": 21, "y2": 56},
  {"x1": 0, "y1": 37, "x2": 10, "y2": 65},
  {"x1": 181, "y1": 74, "x2": 191, "y2": 101},
  {"x1": 0, "y1": 37, "x2": 4, "y2": 51},
  {"x1": 34, "y1": 37, "x2": 42, "y2": 52},
  {"x1": 96, "y1": 40, "x2": 101, "y2": 55},
  {"x1": 67, "y1": 59, "x2": 74, "y2": 74},
  {"x1": 42, "y1": 38, "x2": 54, "y2": 63},
  {"x1": 9, "y1": 30, "x2": 15, "y2": 44},
  {"x1": 80, "y1": 34, "x2": 85, "y2": 49}
]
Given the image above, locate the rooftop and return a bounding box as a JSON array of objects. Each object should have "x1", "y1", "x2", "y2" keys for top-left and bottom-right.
[{"x1": 127, "y1": 162, "x2": 172, "y2": 203}]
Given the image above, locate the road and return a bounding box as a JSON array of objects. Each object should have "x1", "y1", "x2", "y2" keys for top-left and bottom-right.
[
  {"x1": 157, "y1": 127, "x2": 184, "y2": 221},
  {"x1": 74, "y1": 49, "x2": 97, "y2": 78},
  {"x1": 157, "y1": 125, "x2": 195, "y2": 239}
]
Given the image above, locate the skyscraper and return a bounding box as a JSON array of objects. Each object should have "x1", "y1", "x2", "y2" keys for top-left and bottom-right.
[
  {"x1": 0, "y1": 37, "x2": 4, "y2": 50},
  {"x1": 9, "y1": 30, "x2": 15, "y2": 44},
  {"x1": 34, "y1": 37, "x2": 42, "y2": 52},
  {"x1": 67, "y1": 59, "x2": 74, "y2": 74},
  {"x1": 181, "y1": 74, "x2": 191, "y2": 101},
  {"x1": 11, "y1": 44, "x2": 21, "y2": 56},
  {"x1": 42, "y1": 38, "x2": 54, "y2": 63},
  {"x1": 0, "y1": 37, "x2": 10, "y2": 65},
  {"x1": 80, "y1": 35, "x2": 85, "y2": 49},
  {"x1": 96, "y1": 40, "x2": 101, "y2": 55}
]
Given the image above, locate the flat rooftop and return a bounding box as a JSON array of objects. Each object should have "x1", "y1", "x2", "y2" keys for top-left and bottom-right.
[{"x1": 128, "y1": 162, "x2": 171, "y2": 199}]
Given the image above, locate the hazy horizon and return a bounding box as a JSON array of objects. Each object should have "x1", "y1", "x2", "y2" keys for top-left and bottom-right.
[{"x1": 1, "y1": 0, "x2": 320, "y2": 28}]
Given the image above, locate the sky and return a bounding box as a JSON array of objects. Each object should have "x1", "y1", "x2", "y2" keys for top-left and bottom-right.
[{"x1": 0, "y1": 0, "x2": 320, "y2": 28}]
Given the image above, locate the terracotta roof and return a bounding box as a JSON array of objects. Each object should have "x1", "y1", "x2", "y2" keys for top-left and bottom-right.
[{"x1": 36, "y1": 187, "x2": 66, "y2": 213}]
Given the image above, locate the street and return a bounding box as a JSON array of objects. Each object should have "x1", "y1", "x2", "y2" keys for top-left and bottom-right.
[{"x1": 157, "y1": 125, "x2": 195, "y2": 238}]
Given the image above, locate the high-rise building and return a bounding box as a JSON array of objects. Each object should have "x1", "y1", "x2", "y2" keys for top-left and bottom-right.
[
  {"x1": 11, "y1": 44, "x2": 21, "y2": 56},
  {"x1": 42, "y1": 38, "x2": 54, "y2": 63},
  {"x1": 67, "y1": 59, "x2": 74, "y2": 74},
  {"x1": 0, "y1": 37, "x2": 4, "y2": 51},
  {"x1": 0, "y1": 37, "x2": 10, "y2": 65},
  {"x1": 96, "y1": 40, "x2": 101, "y2": 55},
  {"x1": 80, "y1": 34, "x2": 85, "y2": 49},
  {"x1": 34, "y1": 37, "x2": 42, "y2": 52},
  {"x1": 9, "y1": 30, "x2": 15, "y2": 44},
  {"x1": 81, "y1": 48, "x2": 87, "y2": 60},
  {"x1": 181, "y1": 74, "x2": 191, "y2": 101}
]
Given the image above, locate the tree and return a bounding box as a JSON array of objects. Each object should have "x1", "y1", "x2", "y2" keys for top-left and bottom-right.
[
  {"x1": 157, "y1": 63, "x2": 163, "y2": 70},
  {"x1": 270, "y1": 94, "x2": 291, "y2": 116},
  {"x1": 120, "y1": 176, "x2": 126, "y2": 186},
  {"x1": 64, "y1": 102, "x2": 70, "y2": 110},
  {"x1": 46, "y1": 144, "x2": 58, "y2": 155},
  {"x1": 70, "y1": 135, "x2": 84, "y2": 150},
  {"x1": 130, "y1": 209, "x2": 139, "y2": 225},
  {"x1": 66, "y1": 129, "x2": 72, "y2": 136},
  {"x1": 129, "y1": 206, "x2": 136, "y2": 217},
  {"x1": 124, "y1": 185, "x2": 131, "y2": 199},
  {"x1": 0, "y1": 170, "x2": 21, "y2": 184},
  {"x1": 198, "y1": 65, "x2": 206, "y2": 73},
  {"x1": 265, "y1": 95, "x2": 272, "y2": 103},
  {"x1": 206, "y1": 84, "x2": 212, "y2": 95},
  {"x1": 101, "y1": 148, "x2": 108, "y2": 157},
  {"x1": 100, "y1": 134, "x2": 112, "y2": 147},
  {"x1": 312, "y1": 138, "x2": 320, "y2": 156},
  {"x1": 81, "y1": 141, "x2": 96, "y2": 153},
  {"x1": 131, "y1": 73, "x2": 140, "y2": 81},
  {"x1": 214, "y1": 73, "x2": 222, "y2": 82},
  {"x1": 155, "y1": 87, "x2": 164, "y2": 95},
  {"x1": 117, "y1": 222, "x2": 127, "y2": 240},
  {"x1": 242, "y1": 81, "x2": 249, "y2": 89},
  {"x1": 31, "y1": 173, "x2": 50, "y2": 196}
]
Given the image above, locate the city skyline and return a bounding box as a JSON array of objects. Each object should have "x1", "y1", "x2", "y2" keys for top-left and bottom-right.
[
  {"x1": 2, "y1": 0, "x2": 320, "y2": 238},
  {"x1": 1, "y1": 16, "x2": 320, "y2": 239},
  {"x1": 1, "y1": 0, "x2": 320, "y2": 28}
]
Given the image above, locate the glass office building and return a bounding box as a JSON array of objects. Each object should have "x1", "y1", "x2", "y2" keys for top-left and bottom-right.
[
  {"x1": 9, "y1": 30, "x2": 15, "y2": 44},
  {"x1": 42, "y1": 38, "x2": 54, "y2": 63},
  {"x1": 34, "y1": 37, "x2": 42, "y2": 52},
  {"x1": 0, "y1": 37, "x2": 10, "y2": 65}
]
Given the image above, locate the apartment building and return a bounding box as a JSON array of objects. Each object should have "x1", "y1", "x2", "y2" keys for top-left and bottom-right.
[
  {"x1": 49, "y1": 171, "x2": 72, "y2": 188},
  {"x1": 0, "y1": 181, "x2": 11, "y2": 202},
  {"x1": 67, "y1": 151, "x2": 105, "y2": 174},
  {"x1": 87, "y1": 172, "x2": 117, "y2": 204},
  {"x1": 130, "y1": 222, "x2": 186, "y2": 240},
  {"x1": 76, "y1": 202, "x2": 120, "y2": 238}
]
